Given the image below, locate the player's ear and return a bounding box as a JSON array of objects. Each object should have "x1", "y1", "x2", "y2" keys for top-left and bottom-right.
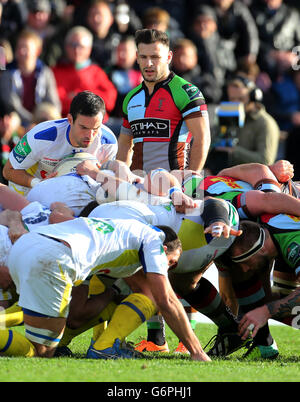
[
  {"x1": 67, "y1": 113, "x2": 73, "y2": 125},
  {"x1": 167, "y1": 50, "x2": 173, "y2": 65}
]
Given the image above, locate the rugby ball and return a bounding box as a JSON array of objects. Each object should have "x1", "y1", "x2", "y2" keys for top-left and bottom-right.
[{"x1": 53, "y1": 152, "x2": 99, "y2": 177}]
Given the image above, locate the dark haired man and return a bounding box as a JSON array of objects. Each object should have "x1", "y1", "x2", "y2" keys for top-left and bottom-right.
[
  {"x1": 116, "y1": 28, "x2": 211, "y2": 353},
  {"x1": 3, "y1": 91, "x2": 117, "y2": 196},
  {"x1": 213, "y1": 213, "x2": 300, "y2": 359},
  {"x1": 116, "y1": 28, "x2": 211, "y2": 174}
]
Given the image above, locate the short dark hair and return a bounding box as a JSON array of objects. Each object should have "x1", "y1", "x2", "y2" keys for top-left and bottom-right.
[
  {"x1": 135, "y1": 29, "x2": 170, "y2": 48},
  {"x1": 69, "y1": 91, "x2": 106, "y2": 121},
  {"x1": 156, "y1": 225, "x2": 182, "y2": 255}
]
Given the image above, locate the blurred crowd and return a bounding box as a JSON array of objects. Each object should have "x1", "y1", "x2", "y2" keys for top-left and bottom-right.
[{"x1": 1, "y1": 0, "x2": 300, "y2": 183}]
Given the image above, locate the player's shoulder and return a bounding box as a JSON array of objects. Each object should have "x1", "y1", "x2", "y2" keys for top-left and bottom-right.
[
  {"x1": 168, "y1": 74, "x2": 204, "y2": 101},
  {"x1": 100, "y1": 124, "x2": 118, "y2": 145},
  {"x1": 122, "y1": 83, "x2": 143, "y2": 110},
  {"x1": 26, "y1": 118, "x2": 70, "y2": 144}
]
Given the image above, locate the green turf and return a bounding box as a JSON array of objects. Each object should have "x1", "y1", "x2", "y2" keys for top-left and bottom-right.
[{"x1": 1, "y1": 323, "x2": 300, "y2": 382}]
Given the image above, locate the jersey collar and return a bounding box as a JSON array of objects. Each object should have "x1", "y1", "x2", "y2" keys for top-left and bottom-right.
[{"x1": 142, "y1": 71, "x2": 175, "y2": 95}]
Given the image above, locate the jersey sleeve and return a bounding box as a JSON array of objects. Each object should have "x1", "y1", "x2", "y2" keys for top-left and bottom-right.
[
  {"x1": 138, "y1": 227, "x2": 169, "y2": 276},
  {"x1": 9, "y1": 131, "x2": 40, "y2": 169},
  {"x1": 9, "y1": 122, "x2": 59, "y2": 170},
  {"x1": 97, "y1": 124, "x2": 118, "y2": 162},
  {"x1": 168, "y1": 77, "x2": 207, "y2": 119}
]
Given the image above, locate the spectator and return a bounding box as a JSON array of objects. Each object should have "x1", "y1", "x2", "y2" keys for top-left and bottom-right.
[
  {"x1": 264, "y1": 66, "x2": 300, "y2": 132},
  {"x1": 210, "y1": 0, "x2": 260, "y2": 64},
  {"x1": 128, "y1": 0, "x2": 187, "y2": 36},
  {"x1": 85, "y1": 0, "x2": 120, "y2": 70},
  {"x1": 52, "y1": 25, "x2": 117, "y2": 121},
  {"x1": 205, "y1": 75, "x2": 280, "y2": 174},
  {"x1": 0, "y1": 102, "x2": 23, "y2": 185},
  {"x1": 25, "y1": 0, "x2": 54, "y2": 38},
  {"x1": 171, "y1": 37, "x2": 222, "y2": 104},
  {"x1": 26, "y1": 101, "x2": 62, "y2": 132},
  {"x1": 107, "y1": 35, "x2": 142, "y2": 132},
  {"x1": 0, "y1": 0, "x2": 27, "y2": 41},
  {"x1": 250, "y1": 0, "x2": 300, "y2": 79},
  {"x1": 141, "y1": 6, "x2": 184, "y2": 45},
  {"x1": 187, "y1": 5, "x2": 237, "y2": 95},
  {"x1": 0, "y1": 29, "x2": 61, "y2": 128}
]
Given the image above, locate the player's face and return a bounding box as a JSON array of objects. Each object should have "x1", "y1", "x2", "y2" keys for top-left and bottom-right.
[
  {"x1": 68, "y1": 113, "x2": 103, "y2": 148},
  {"x1": 166, "y1": 248, "x2": 182, "y2": 270},
  {"x1": 137, "y1": 42, "x2": 172, "y2": 84},
  {"x1": 234, "y1": 252, "x2": 271, "y2": 274}
]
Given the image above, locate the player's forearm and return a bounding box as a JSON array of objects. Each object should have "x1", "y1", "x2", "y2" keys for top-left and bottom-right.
[
  {"x1": 186, "y1": 116, "x2": 211, "y2": 172},
  {"x1": 116, "y1": 134, "x2": 133, "y2": 166},
  {"x1": 0, "y1": 184, "x2": 29, "y2": 211},
  {"x1": 3, "y1": 161, "x2": 34, "y2": 188},
  {"x1": 266, "y1": 287, "x2": 300, "y2": 321}
]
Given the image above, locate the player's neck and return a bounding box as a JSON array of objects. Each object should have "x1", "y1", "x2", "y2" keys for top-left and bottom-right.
[{"x1": 144, "y1": 71, "x2": 170, "y2": 95}]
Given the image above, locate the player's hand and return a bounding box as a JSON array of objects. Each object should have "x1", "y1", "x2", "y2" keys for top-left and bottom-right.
[
  {"x1": 8, "y1": 224, "x2": 28, "y2": 243},
  {"x1": 238, "y1": 305, "x2": 271, "y2": 340},
  {"x1": 171, "y1": 191, "x2": 197, "y2": 213},
  {"x1": 269, "y1": 160, "x2": 294, "y2": 183},
  {"x1": 43, "y1": 171, "x2": 58, "y2": 180},
  {"x1": 204, "y1": 221, "x2": 242, "y2": 238},
  {"x1": 76, "y1": 160, "x2": 99, "y2": 179}
]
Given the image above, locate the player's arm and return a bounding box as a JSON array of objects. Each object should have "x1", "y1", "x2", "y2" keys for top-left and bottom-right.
[
  {"x1": 3, "y1": 159, "x2": 37, "y2": 188},
  {"x1": 186, "y1": 115, "x2": 211, "y2": 172},
  {"x1": 217, "y1": 163, "x2": 278, "y2": 187},
  {"x1": 202, "y1": 197, "x2": 242, "y2": 238},
  {"x1": 146, "y1": 272, "x2": 210, "y2": 361},
  {"x1": 0, "y1": 209, "x2": 28, "y2": 243},
  {"x1": 0, "y1": 183, "x2": 29, "y2": 211},
  {"x1": 116, "y1": 133, "x2": 134, "y2": 167},
  {"x1": 49, "y1": 202, "x2": 75, "y2": 224},
  {"x1": 238, "y1": 286, "x2": 300, "y2": 340},
  {"x1": 245, "y1": 190, "x2": 300, "y2": 217}
]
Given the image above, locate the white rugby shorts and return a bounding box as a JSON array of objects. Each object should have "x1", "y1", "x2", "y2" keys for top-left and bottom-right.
[{"x1": 8, "y1": 232, "x2": 76, "y2": 318}]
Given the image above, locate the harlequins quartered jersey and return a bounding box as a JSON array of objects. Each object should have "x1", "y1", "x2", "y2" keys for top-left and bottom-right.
[
  {"x1": 183, "y1": 174, "x2": 254, "y2": 219},
  {"x1": 261, "y1": 213, "x2": 300, "y2": 276},
  {"x1": 121, "y1": 72, "x2": 208, "y2": 173}
]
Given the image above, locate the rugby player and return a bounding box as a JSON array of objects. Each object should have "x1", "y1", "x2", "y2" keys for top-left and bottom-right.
[
  {"x1": 0, "y1": 217, "x2": 211, "y2": 361},
  {"x1": 2, "y1": 91, "x2": 117, "y2": 196}
]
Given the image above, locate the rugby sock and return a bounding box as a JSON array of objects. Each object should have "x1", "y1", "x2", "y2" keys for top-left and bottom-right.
[
  {"x1": 94, "y1": 293, "x2": 157, "y2": 350},
  {"x1": 233, "y1": 274, "x2": 273, "y2": 346},
  {"x1": 0, "y1": 302, "x2": 24, "y2": 328},
  {"x1": 146, "y1": 314, "x2": 166, "y2": 346},
  {"x1": 59, "y1": 302, "x2": 117, "y2": 347},
  {"x1": 183, "y1": 277, "x2": 239, "y2": 332},
  {"x1": 0, "y1": 329, "x2": 35, "y2": 357}
]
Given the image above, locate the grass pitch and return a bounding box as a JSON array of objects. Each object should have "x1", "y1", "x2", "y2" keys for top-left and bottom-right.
[{"x1": 0, "y1": 323, "x2": 300, "y2": 383}]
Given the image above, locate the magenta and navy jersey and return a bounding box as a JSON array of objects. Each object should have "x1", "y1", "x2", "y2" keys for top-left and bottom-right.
[{"x1": 121, "y1": 72, "x2": 208, "y2": 173}]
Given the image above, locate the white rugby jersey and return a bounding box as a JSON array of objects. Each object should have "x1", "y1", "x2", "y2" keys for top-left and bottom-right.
[
  {"x1": 89, "y1": 200, "x2": 239, "y2": 274},
  {"x1": 0, "y1": 201, "x2": 51, "y2": 265},
  {"x1": 27, "y1": 174, "x2": 101, "y2": 216},
  {"x1": 9, "y1": 119, "x2": 117, "y2": 180},
  {"x1": 31, "y1": 217, "x2": 169, "y2": 282}
]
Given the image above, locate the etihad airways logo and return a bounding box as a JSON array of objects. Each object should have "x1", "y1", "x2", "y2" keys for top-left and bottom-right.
[{"x1": 130, "y1": 118, "x2": 170, "y2": 138}]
